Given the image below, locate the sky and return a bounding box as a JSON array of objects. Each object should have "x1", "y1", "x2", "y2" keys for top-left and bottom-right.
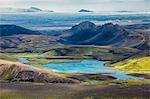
[{"x1": 0, "y1": 0, "x2": 149, "y2": 12}]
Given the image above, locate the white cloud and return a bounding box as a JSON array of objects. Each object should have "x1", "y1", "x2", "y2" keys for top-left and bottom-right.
[{"x1": 0, "y1": 0, "x2": 149, "y2": 12}]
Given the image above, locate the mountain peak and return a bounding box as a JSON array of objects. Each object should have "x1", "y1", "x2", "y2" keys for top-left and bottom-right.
[
  {"x1": 72, "y1": 21, "x2": 96, "y2": 30},
  {"x1": 62, "y1": 21, "x2": 97, "y2": 42},
  {"x1": 101, "y1": 23, "x2": 124, "y2": 32},
  {"x1": 77, "y1": 21, "x2": 96, "y2": 29},
  {"x1": 103, "y1": 23, "x2": 114, "y2": 26},
  {"x1": 78, "y1": 9, "x2": 93, "y2": 12},
  {"x1": 61, "y1": 22, "x2": 130, "y2": 46},
  {"x1": 29, "y1": 7, "x2": 42, "y2": 11}
]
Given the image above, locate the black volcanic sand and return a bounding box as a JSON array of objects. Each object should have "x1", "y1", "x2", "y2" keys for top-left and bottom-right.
[
  {"x1": 0, "y1": 82, "x2": 150, "y2": 99},
  {"x1": 67, "y1": 73, "x2": 117, "y2": 81}
]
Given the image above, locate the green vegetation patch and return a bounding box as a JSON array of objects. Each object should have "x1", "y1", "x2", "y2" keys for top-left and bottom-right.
[
  {"x1": 0, "y1": 53, "x2": 17, "y2": 62},
  {"x1": 83, "y1": 79, "x2": 150, "y2": 86},
  {"x1": 110, "y1": 56, "x2": 150, "y2": 74}
]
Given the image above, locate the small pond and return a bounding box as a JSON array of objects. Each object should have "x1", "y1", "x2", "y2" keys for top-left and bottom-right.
[
  {"x1": 18, "y1": 58, "x2": 29, "y2": 63},
  {"x1": 42, "y1": 60, "x2": 143, "y2": 80}
]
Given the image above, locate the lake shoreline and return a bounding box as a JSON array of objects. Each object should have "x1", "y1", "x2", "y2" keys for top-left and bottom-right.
[{"x1": 18, "y1": 57, "x2": 147, "y2": 80}]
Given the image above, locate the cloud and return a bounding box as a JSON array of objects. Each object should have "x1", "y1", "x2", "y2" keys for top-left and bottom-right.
[{"x1": 0, "y1": 0, "x2": 149, "y2": 12}]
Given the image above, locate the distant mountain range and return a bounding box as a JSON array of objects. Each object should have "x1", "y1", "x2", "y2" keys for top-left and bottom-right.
[
  {"x1": 0, "y1": 25, "x2": 41, "y2": 36},
  {"x1": 0, "y1": 7, "x2": 54, "y2": 13},
  {"x1": 78, "y1": 9, "x2": 93, "y2": 12},
  {"x1": 0, "y1": 22, "x2": 149, "y2": 48},
  {"x1": 61, "y1": 21, "x2": 146, "y2": 47}
]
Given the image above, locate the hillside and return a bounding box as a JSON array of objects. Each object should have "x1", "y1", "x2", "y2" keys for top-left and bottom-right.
[
  {"x1": 61, "y1": 21, "x2": 145, "y2": 47},
  {"x1": 0, "y1": 59, "x2": 77, "y2": 83},
  {"x1": 0, "y1": 25, "x2": 41, "y2": 36},
  {"x1": 62, "y1": 21, "x2": 98, "y2": 42},
  {"x1": 109, "y1": 51, "x2": 150, "y2": 74},
  {"x1": 0, "y1": 35, "x2": 59, "y2": 49}
]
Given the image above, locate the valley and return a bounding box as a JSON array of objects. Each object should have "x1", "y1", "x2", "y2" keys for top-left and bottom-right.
[{"x1": 0, "y1": 14, "x2": 150, "y2": 98}]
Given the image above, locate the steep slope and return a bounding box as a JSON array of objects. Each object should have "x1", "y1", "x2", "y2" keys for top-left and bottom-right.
[
  {"x1": 109, "y1": 51, "x2": 150, "y2": 74},
  {"x1": 0, "y1": 25, "x2": 41, "y2": 36},
  {"x1": 84, "y1": 23, "x2": 129, "y2": 45},
  {"x1": 63, "y1": 21, "x2": 98, "y2": 42},
  {"x1": 61, "y1": 21, "x2": 144, "y2": 47},
  {"x1": 0, "y1": 59, "x2": 77, "y2": 83}
]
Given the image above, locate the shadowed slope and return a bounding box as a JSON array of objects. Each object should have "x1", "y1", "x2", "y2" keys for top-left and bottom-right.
[
  {"x1": 0, "y1": 25, "x2": 41, "y2": 36},
  {"x1": 61, "y1": 21, "x2": 144, "y2": 47}
]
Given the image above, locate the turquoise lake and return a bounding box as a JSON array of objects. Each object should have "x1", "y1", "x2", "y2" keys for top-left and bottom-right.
[
  {"x1": 17, "y1": 58, "x2": 143, "y2": 80},
  {"x1": 41, "y1": 60, "x2": 143, "y2": 80},
  {"x1": 43, "y1": 60, "x2": 112, "y2": 73}
]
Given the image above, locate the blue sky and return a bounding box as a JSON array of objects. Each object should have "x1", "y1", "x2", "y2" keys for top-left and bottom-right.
[{"x1": 0, "y1": 0, "x2": 149, "y2": 12}]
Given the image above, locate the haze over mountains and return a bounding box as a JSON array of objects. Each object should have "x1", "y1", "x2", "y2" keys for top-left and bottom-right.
[
  {"x1": 0, "y1": 7, "x2": 54, "y2": 13},
  {"x1": 1, "y1": 7, "x2": 150, "y2": 14}
]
